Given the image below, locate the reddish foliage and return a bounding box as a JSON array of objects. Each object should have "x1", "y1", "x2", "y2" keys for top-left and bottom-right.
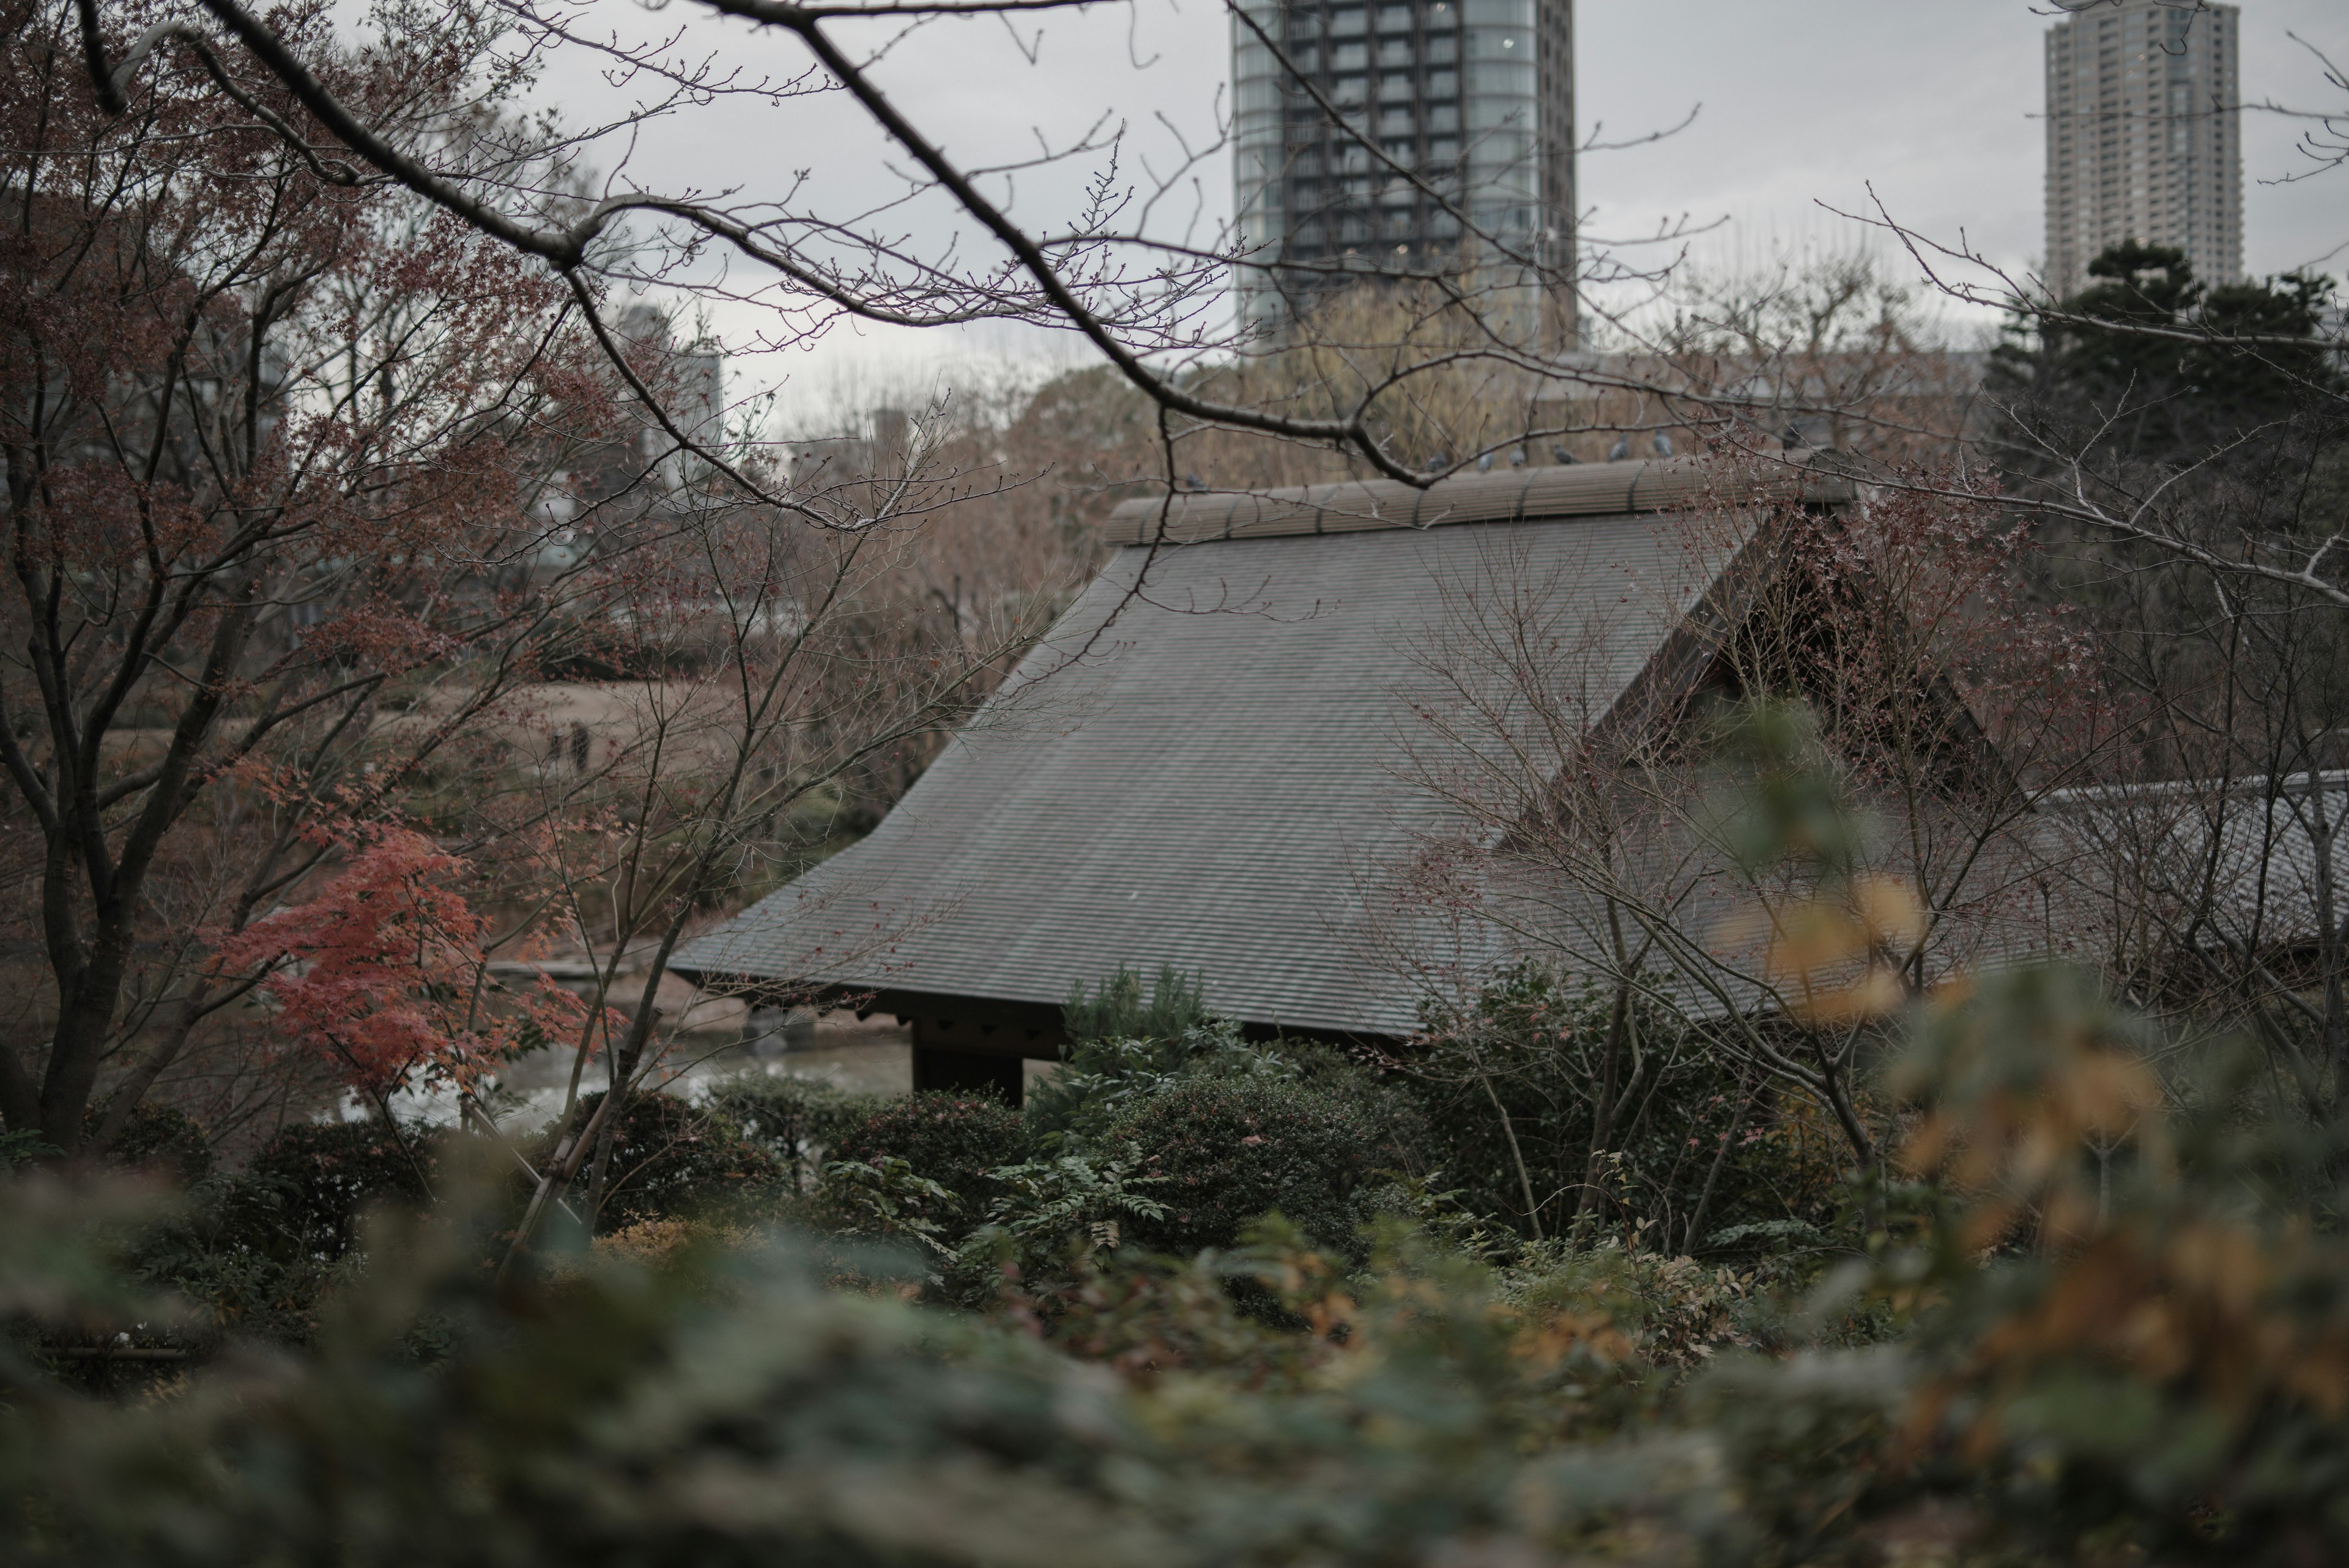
[
  {"x1": 0, "y1": 0, "x2": 648, "y2": 1151},
  {"x1": 1778, "y1": 466, "x2": 2113, "y2": 795},
  {"x1": 216, "y1": 830, "x2": 590, "y2": 1097}
]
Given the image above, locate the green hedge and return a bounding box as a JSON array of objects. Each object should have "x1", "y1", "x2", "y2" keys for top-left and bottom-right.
[
  {"x1": 245, "y1": 1119, "x2": 442, "y2": 1257},
  {"x1": 1102, "y1": 1076, "x2": 1384, "y2": 1256},
  {"x1": 827, "y1": 1090, "x2": 1025, "y2": 1217},
  {"x1": 703, "y1": 1074, "x2": 880, "y2": 1189},
  {"x1": 562, "y1": 1091, "x2": 787, "y2": 1228}
]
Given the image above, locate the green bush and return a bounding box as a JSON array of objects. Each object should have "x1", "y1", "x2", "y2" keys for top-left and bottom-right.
[
  {"x1": 1102, "y1": 1076, "x2": 1386, "y2": 1256},
  {"x1": 1025, "y1": 1020, "x2": 1267, "y2": 1149},
  {"x1": 826, "y1": 1090, "x2": 1025, "y2": 1216},
  {"x1": 0, "y1": 1172, "x2": 1740, "y2": 1567},
  {"x1": 124, "y1": 1180, "x2": 355, "y2": 1348},
  {"x1": 813, "y1": 1156, "x2": 962, "y2": 1262},
  {"x1": 1061, "y1": 963, "x2": 1212, "y2": 1047},
  {"x1": 950, "y1": 1148, "x2": 1171, "y2": 1291},
  {"x1": 1030, "y1": 970, "x2": 1421, "y2": 1260},
  {"x1": 118, "y1": 1120, "x2": 410, "y2": 1348},
  {"x1": 1035, "y1": 970, "x2": 1413, "y2": 1159},
  {"x1": 1407, "y1": 965, "x2": 1847, "y2": 1252},
  {"x1": 701, "y1": 1073, "x2": 879, "y2": 1190},
  {"x1": 243, "y1": 1118, "x2": 443, "y2": 1258},
  {"x1": 95, "y1": 1103, "x2": 215, "y2": 1185},
  {"x1": 1263, "y1": 1036, "x2": 1430, "y2": 1176},
  {"x1": 1029, "y1": 968, "x2": 1234, "y2": 1148},
  {"x1": 19, "y1": 959, "x2": 2349, "y2": 1563},
  {"x1": 563, "y1": 1090, "x2": 787, "y2": 1228}
]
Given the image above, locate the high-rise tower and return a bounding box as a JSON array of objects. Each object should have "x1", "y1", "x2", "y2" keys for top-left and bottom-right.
[
  {"x1": 1232, "y1": 0, "x2": 1575, "y2": 344},
  {"x1": 2044, "y1": 0, "x2": 2242, "y2": 302}
]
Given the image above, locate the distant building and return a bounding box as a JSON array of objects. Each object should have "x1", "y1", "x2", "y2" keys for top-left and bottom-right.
[
  {"x1": 527, "y1": 303, "x2": 723, "y2": 560},
  {"x1": 1232, "y1": 0, "x2": 1575, "y2": 344},
  {"x1": 2044, "y1": 0, "x2": 2242, "y2": 302},
  {"x1": 611, "y1": 303, "x2": 724, "y2": 495}
]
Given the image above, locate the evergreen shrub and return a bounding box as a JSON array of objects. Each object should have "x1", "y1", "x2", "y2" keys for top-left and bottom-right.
[
  {"x1": 1060, "y1": 964, "x2": 1213, "y2": 1047},
  {"x1": 1408, "y1": 966, "x2": 1846, "y2": 1251},
  {"x1": 565, "y1": 1090, "x2": 787, "y2": 1228},
  {"x1": 244, "y1": 1119, "x2": 442, "y2": 1257},
  {"x1": 121, "y1": 1118, "x2": 431, "y2": 1347},
  {"x1": 827, "y1": 1090, "x2": 1025, "y2": 1214},
  {"x1": 702, "y1": 1073, "x2": 880, "y2": 1189},
  {"x1": 1103, "y1": 1076, "x2": 1384, "y2": 1255},
  {"x1": 98, "y1": 1102, "x2": 215, "y2": 1185}
]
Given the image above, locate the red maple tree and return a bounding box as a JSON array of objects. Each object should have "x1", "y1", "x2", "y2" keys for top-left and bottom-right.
[{"x1": 215, "y1": 828, "x2": 594, "y2": 1103}]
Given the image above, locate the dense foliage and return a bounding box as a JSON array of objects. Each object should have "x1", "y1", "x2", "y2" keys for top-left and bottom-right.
[
  {"x1": 7, "y1": 686, "x2": 2347, "y2": 1562},
  {"x1": 1100, "y1": 1076, "x2": 1387, "y2": 1257},
  {"x1": 1408, "y1": 967, "x2": 1847, "y2": 1252},
  {"x1": 703, "y1": 1075, "x2": 879, "y2": 1192},
  {"x1": 826, "y1": 1091, "x2": 1026, "y2": 1220},
  {"x1": 1992, "y1": 239, "x2": 2340, "y2": 469},
  {"x1": 12, "y1": 953, "x2": 2349, "y2": 1564},
  {"x1": 243, "y1": 1121, "x2": 443, "y2": 1257},
  {"x1": 552, "y1": 1091, "x2": 787, "y2": 1228}
]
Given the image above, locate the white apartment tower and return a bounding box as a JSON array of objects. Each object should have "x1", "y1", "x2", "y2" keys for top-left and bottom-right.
[
  {"x1": 1232, "y1": 0, "x2": 1575, "y2": 344},
  {"x1": 2044, "y1": 0, "x2": 2243, "y2": 302}
]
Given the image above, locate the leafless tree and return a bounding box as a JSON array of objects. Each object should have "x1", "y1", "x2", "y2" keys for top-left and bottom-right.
[
  {"x1": 1381, "y1": 464, "x2": 2123, "y2": 1173},
  {"x1": 51, "y1": 0, "x2": 1939, "y2": 510},
  {"x1": 1811, "y1": 29, "x2": 2349, "y2": 1105},
  {"x1": 0, "y1": 0, "x2": 1059, "y2": 1164},
  {"x1": 473, "y1": 466, "x2": 1052, "y2": 1255}
]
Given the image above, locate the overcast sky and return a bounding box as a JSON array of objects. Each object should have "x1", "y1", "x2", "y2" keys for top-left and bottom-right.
[
  {"x1": 1576, "y1": 1, "x2": 2342, "y2": 280},
  {"x1": 550, "y1": 0, "x2": 2347, "y2": 423}
]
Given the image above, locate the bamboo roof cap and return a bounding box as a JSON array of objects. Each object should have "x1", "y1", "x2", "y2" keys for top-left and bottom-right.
[{"x1": 1100, "y1": 452, "x2": 1855, "y2": 547}]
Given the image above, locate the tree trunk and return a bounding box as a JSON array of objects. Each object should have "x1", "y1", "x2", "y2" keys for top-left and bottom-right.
[{"x1": 1572, "y1": 968, "x2": 1635, "y2": 1233}]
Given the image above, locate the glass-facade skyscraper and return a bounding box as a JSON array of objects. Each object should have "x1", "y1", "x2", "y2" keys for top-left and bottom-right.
[
  {"x1": 1232, "y1": 0, "x2": 1575, "y2": 344},
  {"x1": 2044, "y1": 0, "x2": 2242, "y2": 302}
]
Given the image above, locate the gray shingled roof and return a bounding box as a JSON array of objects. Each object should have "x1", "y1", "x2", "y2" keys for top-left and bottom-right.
[
  {"x1": 2039, "y1": 772, "x2": 2349, "y2": 953},
  {"x1": 672, "y1": 456, "x2": 1811, "y2": 1040}
]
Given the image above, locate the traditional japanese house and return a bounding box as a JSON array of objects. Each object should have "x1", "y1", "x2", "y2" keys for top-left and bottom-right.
[{"x1": 672, "y1": 455, "x2": 1868, "y2": 1100}]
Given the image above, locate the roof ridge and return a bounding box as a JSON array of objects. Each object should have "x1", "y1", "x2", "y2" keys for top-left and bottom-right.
[{"x1": 1101, "y1": 452, "x2": 1852, "y2": 547}]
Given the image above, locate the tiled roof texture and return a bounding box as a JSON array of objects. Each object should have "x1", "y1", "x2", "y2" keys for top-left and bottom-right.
[
  {"x1": 674, "y1": 459, "x2": 1777, "y2": 1038},
  {"x1": 2039, "y1": 773, "x2": 2349, "y2": 953}
]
